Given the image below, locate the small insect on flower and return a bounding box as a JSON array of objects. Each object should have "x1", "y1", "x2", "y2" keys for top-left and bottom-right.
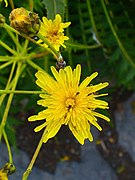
[{"x1": 28, "y1": 64, "x2": 110, "y2": 145}]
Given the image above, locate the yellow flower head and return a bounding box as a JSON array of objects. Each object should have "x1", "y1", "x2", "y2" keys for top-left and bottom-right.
[
  {"x1": 37, "y1": 14, "x2": 71, "y2": 51},
  {"x1": 28, "y1": 65, "x2": 110, "y2": 145}
]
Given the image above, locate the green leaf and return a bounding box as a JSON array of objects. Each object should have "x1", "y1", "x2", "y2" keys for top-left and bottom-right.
[
  {"x1": 125, "y1": 68, "x2": 135, "y2": 82},
  {"x1": 42, "y1": 0, "x2": 66, "y2": 19}
]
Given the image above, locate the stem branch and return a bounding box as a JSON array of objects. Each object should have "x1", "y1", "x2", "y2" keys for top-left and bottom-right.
[
  {"x1": 0, "y1": 40, "x2": 17, "y2": 55},
  {"x1": 0, "y1": 90, "x2": 43, "y2": 94}
]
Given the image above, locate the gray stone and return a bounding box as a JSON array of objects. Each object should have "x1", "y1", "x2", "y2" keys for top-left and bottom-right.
[
  {"x1": 115, "y1": 93, "x2": 135, "y2": 160},
  {"x1": 0, "y1": 127, "x2": 117, "y2": 180},
  {"x1": 6, "y1": 92, "x2": 135, "y2": 180}
]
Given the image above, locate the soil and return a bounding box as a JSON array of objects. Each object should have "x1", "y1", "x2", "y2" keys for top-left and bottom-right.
[
  {"x1": 15, "y1": 117, "x2": 81, "y2": 174},
  {"x1": 15, "y1": 88, "x2": 135, "y2": 179}
]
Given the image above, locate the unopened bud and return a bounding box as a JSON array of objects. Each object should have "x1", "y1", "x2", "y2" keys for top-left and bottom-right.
[
  {"x1": 3, "y1": 162, "x2": 16, "y2": 175},
  {"x1": 9, "y1": 7, "x2": 40, "y2": 37},
  {"x1": 0, "y1": 14, "x2": 5, "y2": 28}
]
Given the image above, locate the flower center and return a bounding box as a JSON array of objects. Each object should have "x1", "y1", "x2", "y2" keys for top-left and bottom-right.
[{"x1": 65, "y1": 98, "x2": 75, "y2": 110}]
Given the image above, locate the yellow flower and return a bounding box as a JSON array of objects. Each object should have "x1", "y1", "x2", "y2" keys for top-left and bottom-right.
[
  {"x1": 0, "y1": 170, "x2": 8, "y2": 180},
  {"x1": 28, "y1": 65, "x2": 110, "y2": 145},
  {"x1": 37, "y1": 14, "x2": 71, "y2": 51}
]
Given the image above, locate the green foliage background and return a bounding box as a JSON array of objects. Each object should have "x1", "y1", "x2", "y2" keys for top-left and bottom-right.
[{"x1": 0, "y1": 0, "x2": 135, "y2": 146}]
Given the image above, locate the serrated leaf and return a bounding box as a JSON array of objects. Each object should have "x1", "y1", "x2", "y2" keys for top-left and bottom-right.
[{"x1": 42, "y1": 0, "x2": 66, "y2": 19}]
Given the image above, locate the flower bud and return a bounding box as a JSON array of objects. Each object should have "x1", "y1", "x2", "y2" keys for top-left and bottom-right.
[
  {"x1": 0, "y1": 13, "x2": 5, "y2": 28},
  {"x1": 9, "y1": 7, "x2": 40, "y2": 37},
  {"x1": 2, "y1": 162, "x2": 16, "y2": 175}
]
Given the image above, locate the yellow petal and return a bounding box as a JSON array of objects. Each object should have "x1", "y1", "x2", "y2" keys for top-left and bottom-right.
[
  {"x1": 43, "y1": 122, "x2": 62, "y2": 143},
  {"x1": 92, "y1": 111, "x2": 110, "y2": 122},
  {"x1": 89, "y1": 82, "x2": 109, "y2": 93},
  {"x1": 28, "y1": 110, "x2": 46, "y2": 121},
  {"x1": 69, "y1": 122, "x2": 85, "y2": 145},
  {"x1": 73, "y1": 64, "x2": 81, "y2": 87},
  {"x1": 79, "y1": 72, "x2": 98, "y2": 91},
  {"x1": 34, "y1": 122, "x2": 47, "y2": 132}
]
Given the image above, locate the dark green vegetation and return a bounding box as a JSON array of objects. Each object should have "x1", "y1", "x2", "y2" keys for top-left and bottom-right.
[{"x1": 0, "y1": 0, "x2": 135, "y2": 179}]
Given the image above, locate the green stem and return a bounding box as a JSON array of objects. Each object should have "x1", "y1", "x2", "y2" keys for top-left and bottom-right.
[
  {"x1": 6, "y1": 62, "x2": 16, "y2": 88},
  {"x1": 26, "y1": 59, "x2": 52, "y2": 78},
  {"x1": 65, "y1": 42, "x2": 102, "y2": 49},
  {"x1": 0, "y1": 55, "x2": 34, "y2": 61},
  {"x1": 22, "y1": 39, "x2": 29, "y2": 55},
  {"x1": 22, "y1": 129, "x2": 46, "y2": 180},
  {"x1": 100, "y1": 0, "x2": 135, "y2": 68},
  {"x1": 87, "y1": 0, "x2": 100, "y2": 42},
  {"x1": 0, "y1": 56, "x2": 13, "y2": 61},
  {"x1": 65, "y1": 0, "x2": 73, "y2": 66},
  {"x1": 44, "y1": 55, "x2": 49, "y2": 72},
  {"x1": 0, "y1": 63, "x2": 23, "y2": 140},
  {"x1": 3, "y1": 130, "x2": 13, "y2": 163},
  {"x1": 4, "y1": 27, "x2": 22, "y2": 50},
  {"x1": 9, "y1": 0, "x2": 14, "y2": 9},
  {"x1": 0, "y1": 62, "x2": 16, "y2": 107},
  {"x1": 0, "y1": 40, "x2": 17, "y2": 55},
  {"x1": 29, "y1": 0, "x2": 33, "y2": 11},
  {"x1": 78, "y1": 2, "x2": 91, "y2": 72},
  {"x1": 37, "y1": 32, "x2": 61, "y2": 61},
  {"x1": 20, "y1": 36, "x2": 56, "y2": 58},
  {"x1": 26, "y1": 59, "x2": 45, "y2": 71},
  {"x1": 3, "y1": 0, "x2": 8, "y2": 7},
  {"x1": 4, "y1": 24, "x2": 20, "y2": 35},
  {"x1": 0, "y1": 90, "x2": 43, "y2": 94},
  {"x1": 0, "y1": 60, "x2": 14, "y2": 70},
  {"x1": 32, "y1": 51, "x2": 49, "y2": 59}
]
